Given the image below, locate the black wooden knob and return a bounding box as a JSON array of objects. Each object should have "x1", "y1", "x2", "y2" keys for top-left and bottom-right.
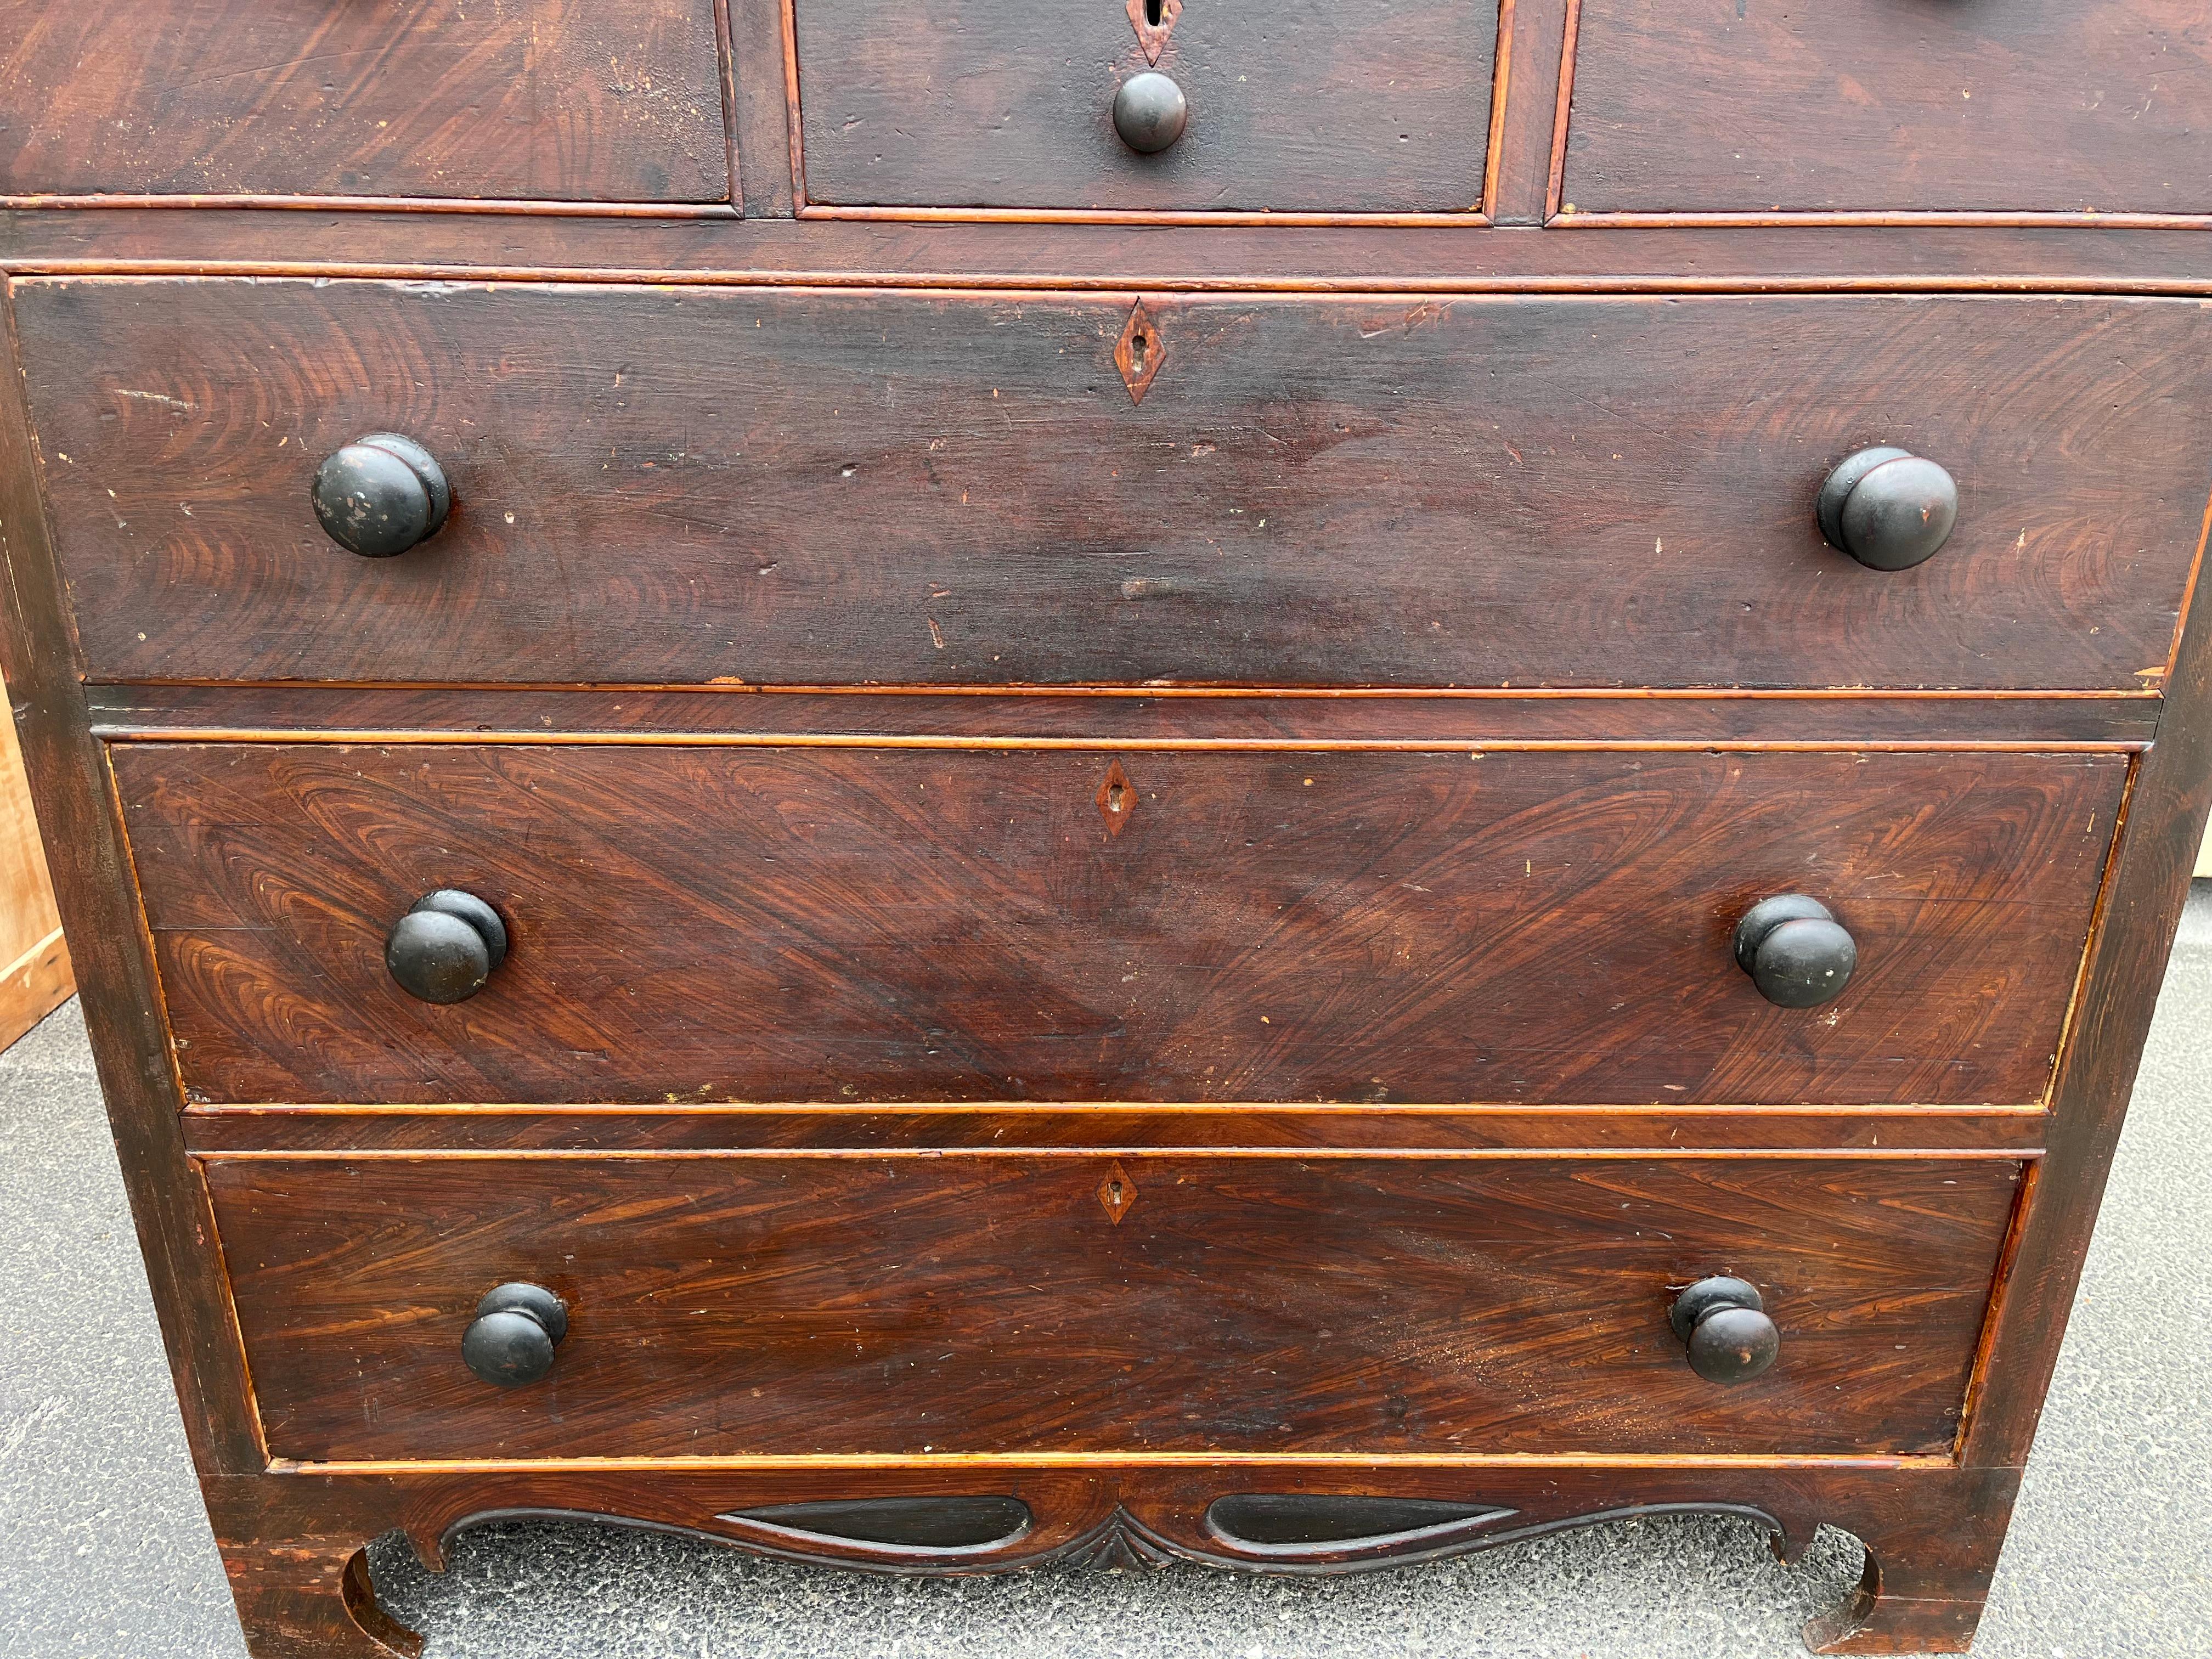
[
  {"x1": 385, "y1": 890, "x2": 507, "y2": 1005},
  {"x1": 1816, "y1": 447, "x2": 1957, "y2": 571},
  {"x1": 312, "y1": 432, "x2": 450, "y2": 558},
  {"x1": 1733, "y1": 894, "x2": 1857, "y2": 1009},
  {"x1": 1113, "y1": 71, "x2": 1188, "y2": 154},
  {"x1": 461, "y1": 1282, "x2": 567, "y2": 1386},
  {"x1": 1669, "y1": 1276, "x2": 1780, "y2": 1385}
]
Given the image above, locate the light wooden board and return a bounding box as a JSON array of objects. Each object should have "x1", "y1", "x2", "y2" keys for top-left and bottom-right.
[{"x1": 0, "y1": 669, "x2": 70, "y2": 1045}]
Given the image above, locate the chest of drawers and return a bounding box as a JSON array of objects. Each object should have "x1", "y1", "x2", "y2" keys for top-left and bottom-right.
[{"x1": 5, "y1": 2, "x2": 2211, "y2": 1654}]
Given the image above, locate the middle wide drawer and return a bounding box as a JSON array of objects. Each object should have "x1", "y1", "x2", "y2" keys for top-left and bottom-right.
[{"x1": 116, "y1": 743, "x2": 2123, "y2": 1108}]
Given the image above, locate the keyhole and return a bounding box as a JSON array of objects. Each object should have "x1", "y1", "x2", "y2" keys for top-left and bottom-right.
[
  {"x1": 1127, "y1": 331, "x2": 1149, "y2": 375},
  {"x1": 1108, "y1": 1180, "x2": 1125, "y2": 1206},
  {"x1": 1106, "y1": 782, "x2": 1127, "y2": 815},
  {"x1": 1145, "y1": 0, "x2": 1164, "y2": 25}
]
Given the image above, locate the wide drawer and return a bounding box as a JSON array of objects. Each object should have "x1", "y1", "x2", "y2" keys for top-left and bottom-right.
[
  {"x1": 204, "y1": 1153, "x2": 2022, "y2": 1461},
  {"x1": 116, "y1": 743, "x2": 2123, "y2": 1107},
  {"x1": 1565, "y1": 0, "x2": 2212, "y2": 216},
  {"x1": 20, "y1": 281, "x2": 2212, "y2": 691},
  {"x1": 0, "y1": 0, "x2": 726, "y2": 201},
  {"x1": 790, "y1": 0, "x2": 1494, "y2": 213}
]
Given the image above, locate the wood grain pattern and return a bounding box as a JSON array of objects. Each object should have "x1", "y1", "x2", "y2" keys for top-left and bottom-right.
[
  {"x1": 114, "y1": 743, "x2": 2124, "y2": 1108},
  {"x1": 177, "y1": 1102, "x2": 2048, "y2": 1155},
  {"x1": 0, "y1": 0, "x2": 729, "y2": 202},
  {"x1": 789, "y1": 0, "x2": 1494, "y2": 214},
  {"x1": 202, "y1": 1461, "x2": 2023, "y2": 1656},
  {"x1": 0, "y1": 280, "x2": 264, "y2": 1472},
  {"x1": 0, "y1": 663, "x2": 70, "y2": 1046},
  {"x1": 21, "y1": 206, "x2": 2212, "y2": 296},
  {"x1": 19, "y1": 280, "x2": 2212, "y2": 692},
  {"x1": 83, "y1": 684, "x2": 2166, "y2": 751},
  {"x1": 1564, "y1": 0, "x2": 2212, "y2": 217},
  {"x1": 201, "y1": 1153, "x2": 2021, "y2": 1460}
]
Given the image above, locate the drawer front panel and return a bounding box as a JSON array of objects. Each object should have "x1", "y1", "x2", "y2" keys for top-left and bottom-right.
[
  {"x1": 205, "y1": 1153, "x2": 2022, "y2": 1462},
  {"x1": 790, "y1": 0, "x2": 1494, "y2": 213},
  {"x1": 1566, "y1": 0, "x2": 2212, "y2": 216},
  {"x1": 0, "y1": 0, "x2": 726, "y2": 201},
  {"x1": 116, "y1": 743, "x2": 2125, "y2": 1107},
  {"x1": 21, "y1": 281, "x2": 2209, "y2": 691}
]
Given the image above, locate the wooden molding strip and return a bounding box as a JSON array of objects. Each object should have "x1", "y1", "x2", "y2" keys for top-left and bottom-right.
[
  {"x1": 276, "y1": 1451, "x2": 1953, "y2": 1475},
  {"x1": 0, "y1": 194, "x2": 738, "y2": 218}
]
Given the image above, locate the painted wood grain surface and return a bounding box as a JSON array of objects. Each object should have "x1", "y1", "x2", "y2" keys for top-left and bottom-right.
[
  {"x1": 16, "y1": 281, "x2": 2211, "y2": 691},
  {"x1": 114, "y1": 743, "x2": 2125, "y2": 1107},
  {"x1": 0, "y1": 0, "x2": 727, "y2": 201},
  {"x1": 792, "y1": 0, "x2": 1494, "y2": 212},
  {"x1": 1566, "y1": 0, "x2": 2212, "y2": 216},
  {"x1": 203, "y1": 1153, "x2": 2021, "y2": 1460}
]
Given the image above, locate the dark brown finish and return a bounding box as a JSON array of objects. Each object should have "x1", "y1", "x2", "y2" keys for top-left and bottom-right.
[
  {"x1": 1671, "y1": 1277, "x2": 1782, "y2": 1386},
  {"x1": 7, "y1": 11, "x2": 2211, "y2": 1653},
  {"x1": 726, "y1": 0, "x2": 798, "y2": 217},
  {"x1": 83, "y1": 683, "x2": 2168, "y2": 752},
  {"x1": 1564, "y1": 0, "x2": 2212, "y2": 217},
  {"x1": 199, "y1": 1462, "x2": 2025, "y2": 1655},
  {"x1": 1485, "y1": 0, "x2": 1575, "y2": 225},
  {"x1": 311, "y1": 435, "x2": 450, "y2": 560},
  {"x1": 26, "y1": 208, "x2": 2212, "y2": 296},
  {"x1": 0, "y1": 280, "x2": 265, "y2": 1474},
  {"x1": 115, "y1": 742, "x2": 2124, "y2": 1107},
  {"x1": 0, "y1": 0, "x2": 729, "y2": 204},
  {"x1": 19, "y1": 280, "x2": 2212, "y2": 691},
  {"x1": 789, "y1": 0, "x2": 1495, "y2": 214},
  {"x1": 1961, "y1": 467, "x2": 2212, "y2": 1470},
  {"x1": 201, "y1": 1153, "x2": 2021, "y2": 1461},
  {"x1": 177, "y1": 1105, "x2": 2050, "y2": 1157}
]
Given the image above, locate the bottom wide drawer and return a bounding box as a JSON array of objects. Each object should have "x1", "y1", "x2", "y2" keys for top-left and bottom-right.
[{"x1": 205, "y1": 1153, "x2": 2022, "y2": 1463}]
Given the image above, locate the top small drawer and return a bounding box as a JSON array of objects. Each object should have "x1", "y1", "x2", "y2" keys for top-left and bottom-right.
[
  {"x1": 0, "y1": 0, "x2": 727, "y2": 202},
  {"x1": 791, "y1": 0, "x2": 1496, "y2": 214},
  {"x1": 1566, "y1": 0, "x2": 2212, "y2": 217}
]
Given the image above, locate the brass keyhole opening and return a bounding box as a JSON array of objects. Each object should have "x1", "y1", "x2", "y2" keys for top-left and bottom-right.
[{"x1": 1108, "y1": 1179, "x2": 1125, "y2": 1206}]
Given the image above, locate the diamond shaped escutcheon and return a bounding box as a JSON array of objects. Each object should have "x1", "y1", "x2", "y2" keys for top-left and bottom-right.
[
  {"x1": 1126, "y1": 0, "x2": 1183, "y2": 65},
  {"x1": 1097, "y1": 1162, "x2": 1138, "y2": 1225},
  {"x1": 1115, "y1": 302, "x2": 1167, "y2": 404}
]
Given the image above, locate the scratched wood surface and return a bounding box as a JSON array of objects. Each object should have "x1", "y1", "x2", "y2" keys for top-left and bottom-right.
[
  {"x1": 17, "y1": 280, "x2": 2212, "y2": 691},
  {"x1": 202, "y1": 1153, "x2": 2022, "y2": 1460},
  {"x1": 0, "y1": 0, "x2": 728, "y2": 201},
  {"x1": 114, "y1": 743, "x2": 2125, "y2": 1107},
  {"x1": 1565, "y1": 0, "x2": 2212, "y2": 216},
  {"x1": 82, "y1": 682, "x2": 2167, "y2": 750},
  {"x1": 21, "y1": 205, "x2": 2212, "y2": 288},
  {"x1": 791, "y1": 0, "x2": 1495, "y2": 213}
]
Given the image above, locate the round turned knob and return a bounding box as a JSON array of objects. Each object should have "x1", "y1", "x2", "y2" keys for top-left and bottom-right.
[
  {"x1": 312, "y1": 432, "x2": 450, "y2": 558},
  {"x1": 385, "y1": 889, "x2": 507, "y2": 1005},
  {"x1": 1669, "y1": 1276, "x2": 1780, "y2": 1385},
  {"x1": 461, "y1": 1282, "x2": 568, "y2": 1387},
  {"x1": 1733, "y1": 894, "x2": 1857, "y2": 1009},
  {"x1": 1113, "y1": 70, "x2": 1188, "y2": 154},
  {"x1": 1816, "y1": 447, "x2": 1958, "y2": 571}
]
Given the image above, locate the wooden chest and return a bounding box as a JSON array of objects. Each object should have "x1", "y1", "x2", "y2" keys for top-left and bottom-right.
[{"x1": 5, "y1": 2, "x2": 2210, "y2": 1652}]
